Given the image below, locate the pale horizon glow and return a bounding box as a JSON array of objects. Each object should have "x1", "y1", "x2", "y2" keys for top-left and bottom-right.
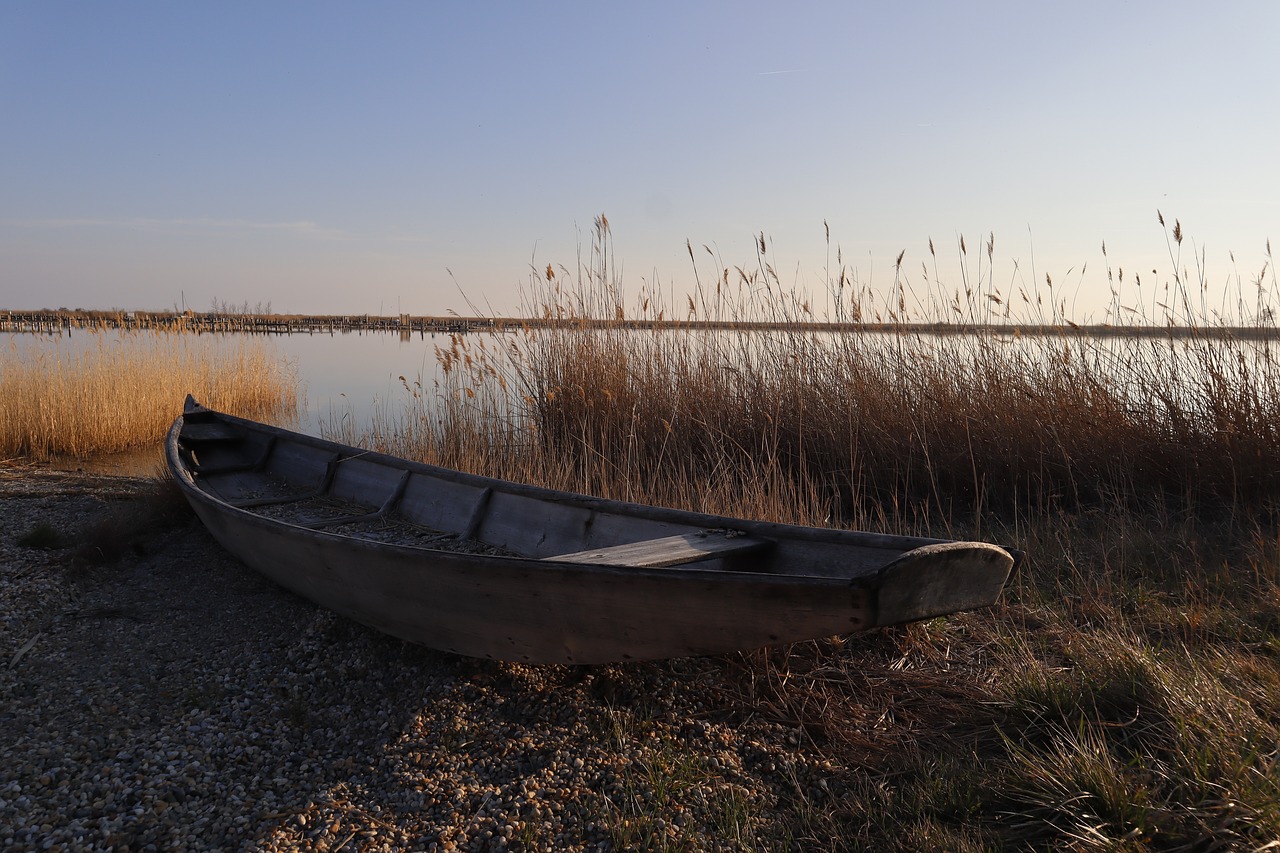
[{"x1": 2, "y1": 2, "x2": 1277, "y2": 319}]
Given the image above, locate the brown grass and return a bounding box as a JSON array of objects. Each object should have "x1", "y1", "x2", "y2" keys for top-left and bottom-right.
[
  {"x1": 330, "y1": 215, "x2": 1280, "y2": 849},
  {"x1": 0, "y1": 330, "x2": 299, "y2": 459},
  {"x1": 71, "y1": 473, "x2": 194, "y2": 568}
]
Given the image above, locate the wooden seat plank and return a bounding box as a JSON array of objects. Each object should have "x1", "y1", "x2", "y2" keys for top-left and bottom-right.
[{"x1": 543, "y1": 530, "x2": 771, "y2": 569}]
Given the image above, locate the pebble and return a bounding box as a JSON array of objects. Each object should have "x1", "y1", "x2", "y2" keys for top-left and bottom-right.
[{"x1": 0, "y1": 467, "x2": 848, "y2": 851}]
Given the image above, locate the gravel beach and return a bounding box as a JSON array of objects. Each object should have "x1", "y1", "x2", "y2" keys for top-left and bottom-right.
[{"x1": 0, "y1": 465, "x2": 852, "y2": 852}]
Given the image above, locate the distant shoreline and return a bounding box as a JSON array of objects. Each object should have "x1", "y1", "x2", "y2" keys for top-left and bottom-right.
[{"x1": 3, "y1": 308, "x2": 1279, "y2": 339}]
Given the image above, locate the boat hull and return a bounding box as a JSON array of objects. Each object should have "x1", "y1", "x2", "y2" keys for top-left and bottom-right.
[{"x1": 166, "y1": 398, "x2": 1018, "y2": 664}]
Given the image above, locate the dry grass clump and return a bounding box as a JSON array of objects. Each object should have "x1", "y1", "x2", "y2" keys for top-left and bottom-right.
[
  {"x1": 71, "y1": 473, "x2": 194, "y2": 569},
  {"x1": 16, "y1": 521, "x2": 68, "y2": 550},
  {"x1": 0, "y1": 330, "x2": 298, "y2": 459},
  {"x1": 365, "y1": 216, "x2": 1280, "y2": 531},
  {"x1": 512, "y1": 221, "x2": 1280, "y2": 527},
  {"x1": 337, "y1": 215, "x2": 1280, "y2": 848},
  {"x1": 673, "y1": 515, "x2": 1280, "y2": 850}
]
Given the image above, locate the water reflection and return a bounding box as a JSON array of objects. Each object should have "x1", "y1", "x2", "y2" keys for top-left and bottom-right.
[{"x1": 269, "y1": 329, "x2": 454, "y2": 434}]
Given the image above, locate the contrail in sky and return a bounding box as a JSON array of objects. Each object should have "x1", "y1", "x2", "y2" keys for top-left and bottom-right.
[{"x1": 758, "y1": 69, "x2": 803, "y2": 75}]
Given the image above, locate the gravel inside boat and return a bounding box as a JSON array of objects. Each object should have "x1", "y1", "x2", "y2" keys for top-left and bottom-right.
[{"x1": 251, "y1": 495, "x2": 519, "y2": 555}]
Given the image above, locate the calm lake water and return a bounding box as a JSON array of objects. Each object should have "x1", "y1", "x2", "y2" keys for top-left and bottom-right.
[
  {"x1": 256, "y1": 329, "x2": 472, "y2": 435},
  {"x1": 4, "y1": 328, "x2": 491, "y2": 474},
  {"x1": 8, "y1": 324, "x2": 1276, "y2": 474},
  {"x1": 4, "y1": 327, "x2": 483, "y2": 436}
]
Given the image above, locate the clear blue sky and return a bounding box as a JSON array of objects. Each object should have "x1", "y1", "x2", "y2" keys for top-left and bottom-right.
[{"x1": 2, "y1": 2, "x2": 1277, "y2": 319}]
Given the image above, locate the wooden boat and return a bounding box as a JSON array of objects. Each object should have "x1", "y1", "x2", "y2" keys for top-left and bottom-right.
[{"x1": 166, "y1": 397, "x2": 1020, "y2": 665}]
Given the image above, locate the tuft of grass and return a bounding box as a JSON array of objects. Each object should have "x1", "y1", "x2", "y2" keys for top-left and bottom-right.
[
  {"x1": 71, "y1": 474, "x2": 194, "y2": 568},
  {"x1": 17, "y1": 521, "x2": 68, "y2": 550},
  {"x1": 0, "y1": 329, "x2": 298, "y2": 460},
  {"x1": 599, "y1": 723, "x2": 763, "y2": 852}
]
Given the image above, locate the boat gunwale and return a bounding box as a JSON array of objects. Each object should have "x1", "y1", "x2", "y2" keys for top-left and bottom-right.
[
  {"x1": 169, "y1": 399, "x2": 955, "y2": 547},
  {"x1": 166, "y1": 399, "x2": 1023, "y2": 588},
  {"x1": 167, "y1": 429, "x2": 867, "y2": 588}
]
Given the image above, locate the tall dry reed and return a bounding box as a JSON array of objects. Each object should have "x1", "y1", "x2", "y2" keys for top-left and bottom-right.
[
  {"x1": 335, "y1": 214, "x2": 1280, "y2": 529},
  {"x1": 336, "y1": 214, "x2": 1280, "y2": 848},
  {"x1": 0, "y1": 330, "x2": 298, "y2": 459}
]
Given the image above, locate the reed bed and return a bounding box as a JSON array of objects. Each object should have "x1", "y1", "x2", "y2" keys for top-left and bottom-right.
[
  {"x1": 512, "y1": 231, "x2": 1280, "y2": 529},
  {"x1": 0, "y1": 330, "x2": 298, "y2": 459},
  {"x1": 337, "y1": 216, "x2": 1280, "y2": 849},
  {"x1": 360, "y1": 217, "x2": 1280, "y2": 529}
]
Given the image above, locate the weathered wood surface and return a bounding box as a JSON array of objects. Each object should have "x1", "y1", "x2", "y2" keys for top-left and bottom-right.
[
  {"x1": 177, "y1": 422, "x2": 241, "y2": 443},
  {"x1": 167, "y1": 397, "x2": 1020, "y2": 663},
  {"x1": 544, "y1": 531, "x2": 772, "y2": 568}
]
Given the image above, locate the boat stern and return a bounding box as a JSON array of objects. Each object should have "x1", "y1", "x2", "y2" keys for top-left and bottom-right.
[{"x1": 873, "y1": 541, "x2": 1015, "y2": 626}]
